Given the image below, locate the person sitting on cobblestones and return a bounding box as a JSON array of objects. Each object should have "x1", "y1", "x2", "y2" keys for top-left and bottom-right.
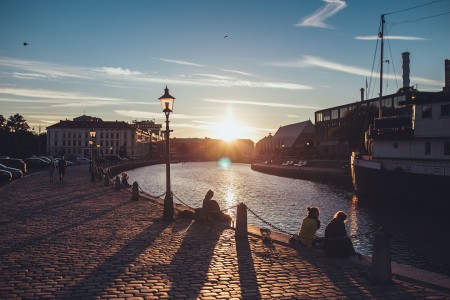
[
  {"x1": 121, "y1": 172, "x2": 131, "y2": 187},
  {"x1": 323, "y1": 211, "x2": 358, "y2": 258}
]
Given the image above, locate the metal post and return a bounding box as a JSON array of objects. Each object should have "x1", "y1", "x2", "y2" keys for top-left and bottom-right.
[
  {"x1": 90, "y1": 141, "x2": 95, "y2": 182},
  {"x1": 372, "y1": 231, "x2": 392, "y2": 284},
  {"x1": 235, "y1": 203, "x2": 248, "y2": 238},
  {"x1": 163, "y1": 113, "x2": 174, "y2": 221}
]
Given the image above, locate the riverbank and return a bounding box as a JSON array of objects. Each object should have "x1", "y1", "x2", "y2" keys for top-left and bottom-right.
[
  {"x1": 251, "y1": 161, "x2": 352, "y2": 186},
  {"x1": 1, "y1": 164, "x2": 449, "y2": 299}
]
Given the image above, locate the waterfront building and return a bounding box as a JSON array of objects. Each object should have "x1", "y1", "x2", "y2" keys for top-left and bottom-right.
[
  {"x1": 46, "y1": 115, "x2": 160, "y2": 159},
  {"x1": 314, "y1": 55, "x2": 450, "y2": 158},
  {"x1": 255, "y1": 120, "x2": 315, "y2": 160}
]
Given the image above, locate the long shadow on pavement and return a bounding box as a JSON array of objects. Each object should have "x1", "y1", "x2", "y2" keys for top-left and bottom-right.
[
  {"x1": 0, "y1": 198, "x2": 127, "y2": 256},
  {"x1": 55, "y1": 220, "x2": 171, "y2": 299},
  {"x1": 166, "y1": 221, "x2": 226, "y2": 300},
  {"x1": 292, "y1": 246, "x2": 419, "y2": 298},
  {"x1": 236, "y1": 235, "x2": 262, "y2": 300}
]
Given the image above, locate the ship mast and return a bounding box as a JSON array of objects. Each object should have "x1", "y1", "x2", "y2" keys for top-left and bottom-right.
[{"x1": 378, "y1": 14, "x2": 385, "y2": 118}]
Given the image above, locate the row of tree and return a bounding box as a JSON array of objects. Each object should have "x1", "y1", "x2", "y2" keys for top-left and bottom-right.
[{"x1": 0, "y1": 114, "x2": 47, "y2": 158}]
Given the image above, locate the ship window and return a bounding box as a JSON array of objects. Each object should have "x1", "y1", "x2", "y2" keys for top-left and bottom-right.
[
  {"x1": 444, "y1": 142, "x2": 450, "y2": 155},
  {"x1": 425, "y1": 142, "x2": 431, "y2": 155},
  {"x1": 441, "y1": 104, "x2": 449, "y2": 117},
  {"x1": 422, "y1": 105, "x2": 432, "y2": 118}
]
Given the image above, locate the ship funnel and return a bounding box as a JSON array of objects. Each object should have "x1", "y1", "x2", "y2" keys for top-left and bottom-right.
[
  {"x1": 402, "y1": 52, "x2": 410, "y2": 89},
  {"x1": 445, "y1": 59, "x2": 450, "y2": 92}
]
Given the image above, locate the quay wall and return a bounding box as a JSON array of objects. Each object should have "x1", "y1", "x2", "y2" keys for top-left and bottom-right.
[{"x1": 251, "y1": 163, "x2": 352, "y2": 186}]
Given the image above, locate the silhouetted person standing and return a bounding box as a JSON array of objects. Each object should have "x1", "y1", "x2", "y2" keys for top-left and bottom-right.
[{"x1": 58, "y1": 156, "x2": 67, "y2": 182}]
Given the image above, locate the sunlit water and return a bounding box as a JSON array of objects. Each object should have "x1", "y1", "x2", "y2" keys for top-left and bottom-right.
[{"x1": 127, "y1": 161, "x2": 450, "y2": 275}]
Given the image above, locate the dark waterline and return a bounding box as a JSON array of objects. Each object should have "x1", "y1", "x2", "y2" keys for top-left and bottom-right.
[{"x1": 126, "y1": 161, "x2": 450, "y2": 276}]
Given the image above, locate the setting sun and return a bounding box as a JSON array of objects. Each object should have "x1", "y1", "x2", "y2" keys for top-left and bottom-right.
[{"x1": 210, "y1": 108, "x2": 247, "y2": 141}]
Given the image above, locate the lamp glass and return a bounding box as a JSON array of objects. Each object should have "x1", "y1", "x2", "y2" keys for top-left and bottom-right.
[
  {"x1": 160, "y1": 97, "x2": 174, "y2": 112},
  {"x1": 90, "y1": 130, "x2": 96, "y2": 138}
]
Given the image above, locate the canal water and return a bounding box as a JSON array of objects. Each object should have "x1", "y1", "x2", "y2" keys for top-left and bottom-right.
[{"x1": 126, "y1": 161, "x2": 450, "y2": 276}]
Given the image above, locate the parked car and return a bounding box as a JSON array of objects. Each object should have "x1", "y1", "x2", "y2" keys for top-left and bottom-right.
[
  {"x1": 75, "y1": 157, "x2": 91, "y2": 165},
  {"x1": 103, "y1": 155, "x2": 124, "y2": 162},
  {"x1": 0, "y1": 163, "x2": 23, "y2": 179},
  {"x1": 0, "y1": 158, "x2": 27, "y2": 173},
  {"x1": 0, "y1": 169, "x2": 12, "y2": 184},
  {"x1": 54, "y1": 158, "x2": 74, "y2": 167},
  {"x1": 24, "y1": 157, "x2": 50, "y2": 169}
]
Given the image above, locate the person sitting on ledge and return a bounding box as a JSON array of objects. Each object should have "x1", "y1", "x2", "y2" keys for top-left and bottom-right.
[
  {"x1": 121, "y1": 172, "x2": 131, "y2": 188},
  {"x1": 323, "y1": 211, "x2": 359, "y2": 258},
  {"x1": 299, "y1": 207, "x2": 321, "y2": 247},
  {"x1": 289, "y1": 207, "x2": 321, "y2": 247}
]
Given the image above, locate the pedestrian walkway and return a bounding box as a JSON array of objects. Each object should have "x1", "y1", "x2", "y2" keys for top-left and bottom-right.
[{"x1": 1, "y1": 165, "x2": 449, "y2": 299}]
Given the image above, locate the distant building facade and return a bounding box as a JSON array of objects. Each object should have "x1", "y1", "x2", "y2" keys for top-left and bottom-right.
[
  {"x1": 46, "y1": 115, "x2": 161, "y2": 158},
  {"x1": 255, "y1": 120, "x2": 315, "y2": 159}
]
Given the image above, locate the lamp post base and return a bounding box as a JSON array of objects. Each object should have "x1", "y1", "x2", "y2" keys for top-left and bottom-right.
[
  {"x1": 91, "y1": 171, "x2": 95, "y2": 183},
  {"x1": 163, "y1": 193, "x2": 174, "y2": 221}
]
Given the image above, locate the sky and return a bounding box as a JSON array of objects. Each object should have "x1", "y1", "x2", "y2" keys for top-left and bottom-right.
[{"x1": 1, "y1": 0, "x2": 449, "y2": 142}]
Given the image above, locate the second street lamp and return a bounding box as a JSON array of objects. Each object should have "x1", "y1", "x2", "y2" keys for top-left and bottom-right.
[
  {"x1": 89, "y1": 129, "x2": 96, "y2": 182},
  {"x1": 159, "y1": 86, "x2": 175, "y2": 221}
]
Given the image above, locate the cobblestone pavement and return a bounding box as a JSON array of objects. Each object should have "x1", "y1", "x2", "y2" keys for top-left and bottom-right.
[{"x1": 1, "y1": 166, "x2": 449, "y2": 299}]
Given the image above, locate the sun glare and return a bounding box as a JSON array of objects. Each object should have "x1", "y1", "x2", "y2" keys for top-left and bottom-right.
[{"x1": 211, "y1": 108, "x2": 247, "y2": 141}]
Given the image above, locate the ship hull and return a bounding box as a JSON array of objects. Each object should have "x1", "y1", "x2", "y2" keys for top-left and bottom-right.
[{"x1": 351, "y1": 158, "x2": 449, "y2": 203}]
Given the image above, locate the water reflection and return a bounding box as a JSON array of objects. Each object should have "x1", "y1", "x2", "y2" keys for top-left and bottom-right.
[{"x1": 127, "y1": 162, "x2": 450, "y2": 276}]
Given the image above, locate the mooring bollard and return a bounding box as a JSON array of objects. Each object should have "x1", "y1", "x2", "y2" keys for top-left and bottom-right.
[
  {"x1": 104, "y1": 173, "x2": 110, "y2": 186},
  {"x1": 372, "y1": 231, "x2": 392, "y2": 284},
  {"x1": 131, "y1": 181, "x2": 139, "y2": 201},
  {"x1": 114, "y1": 176, "x2": 121, "y2": 191},
  {"x1": 235, "y1": 202, "x2": 248, "y2": 238}
]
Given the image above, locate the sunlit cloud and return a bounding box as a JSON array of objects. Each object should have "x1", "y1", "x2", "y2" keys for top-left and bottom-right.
[
  {"x1": 296, "y1": 0, "x2": 347, "y2": 29},
  {"x1": 355, "y1": 35, "x2": 426, "y2": 41},
  {"x1": 158, "y1": 58, "x2": 205, "y2": 67},
  {"x1": 93, "y1": 67, "x2": 143, "y2": 76},
  {"x1": 204, "y1": 98, "x2": 323, "y2": 110}
]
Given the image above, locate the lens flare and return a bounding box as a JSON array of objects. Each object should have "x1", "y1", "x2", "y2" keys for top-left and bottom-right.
[{"x1": 218, "y1": 157, "x2": 231, "y2": 169}]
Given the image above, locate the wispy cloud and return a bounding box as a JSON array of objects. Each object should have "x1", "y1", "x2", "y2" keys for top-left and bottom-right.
[
  {"x1": 0, "y1": 57, "x2": 90, "y2": 79},
  {"x1": 1, "y1": 57, "x2": 311, "y2": 91},
  {"x1": 204, "y1": 99, "x2": 323, "y2": 110},
  {"x1": 269, "y1": 55, "x2": 443, "y2": 86},
  {"x1": 221, "y1": 69, "x2": 254, "y2": 77},
  {"x1": 355, "y1": 35, "x2": 426, "y2": 41},
  {"x1": 296, "y1": 0, "x2": 347, "y2": 29},
  {"x1": 196, "y1": 73, "x2": 234, "y2": 80},
  {"x1": 158, "y1": 58, "x2": 205, "y2": 67},
  {"x1": 93, "y1": 67, "x2": 143, "y2": 76},
  {"x1": 113, "y1": 110, "x2": 213, "y2": 120}
]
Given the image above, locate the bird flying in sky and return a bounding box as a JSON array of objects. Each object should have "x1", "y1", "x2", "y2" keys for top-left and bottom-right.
[{"x1": 23, "y1": 42, "x2": 29, "y2": 46}]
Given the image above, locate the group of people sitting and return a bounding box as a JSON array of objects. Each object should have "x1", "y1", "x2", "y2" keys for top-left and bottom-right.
[{"x1": 291, "y1": 207, "x2": 361, "y2": 258}]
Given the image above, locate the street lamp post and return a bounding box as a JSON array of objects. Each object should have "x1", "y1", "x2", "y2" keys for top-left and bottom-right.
[
  {"x1": 89, "y1": 129, "x2": 96, "y2": 182},
  {"x1": 159, "y1": 86, "x2": 175, "y2": 221}
]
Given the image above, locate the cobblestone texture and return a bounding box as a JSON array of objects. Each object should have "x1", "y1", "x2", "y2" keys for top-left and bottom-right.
[{"x1": 1, "y1": 165, "x2": 449, "y2": 299}]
